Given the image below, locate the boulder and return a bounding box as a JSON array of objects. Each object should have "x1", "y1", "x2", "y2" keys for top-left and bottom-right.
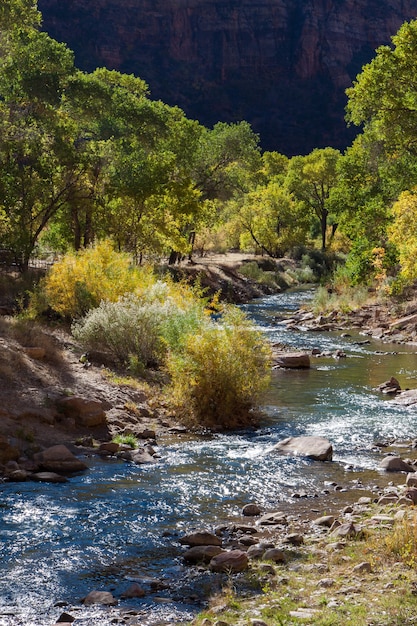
[
  {"x1": 393, "y1": 389, "x2": 417, "y2": 406},
  {"x1": 33, "y1": 445, "x2": 88, "y2": 473},
  {"x1": 379, "y1": 456, "x2": 415, "y2": 473},
  {"x1": 273, "y1": 352, "x2": 310, "y2": 369},
  {"x1": 183, "y1": 545, "x2": 224, "y2": 564},
  {"x1": 272, "y1": 436, "x2": 333, "y2": 461},
  {"x1": 56, "y1": 396, "x2": 106, "y2": 427},
  {"x1": 209, "y1": 550, "x2": 249, "y2": 573},
  {"x1": 82, "y1": 590, "x2": 117, "y2": 606},
  {"x1": 179, "y1": 531, "x2": 222, "y2": 547}
]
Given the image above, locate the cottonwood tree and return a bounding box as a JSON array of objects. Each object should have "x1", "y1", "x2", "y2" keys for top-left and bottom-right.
[{"x1": 285, "y1": 147, "x2": 341, "y2": 251}]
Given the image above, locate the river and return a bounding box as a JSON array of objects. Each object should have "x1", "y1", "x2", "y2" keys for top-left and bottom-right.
[{"x1": 1, "y1": 289, "x2": 417, "y2": 625}]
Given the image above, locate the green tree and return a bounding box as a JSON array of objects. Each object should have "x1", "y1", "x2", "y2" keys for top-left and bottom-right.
[
  {"x1": 346, "y1": 20, "x2": 417, "y2": 161},
  {"x1": 0, "y1": 23, "x2": 81, "y2": 268},
  {"x1": 285, "y1": 147, "x2": 341, "y2": 251}
]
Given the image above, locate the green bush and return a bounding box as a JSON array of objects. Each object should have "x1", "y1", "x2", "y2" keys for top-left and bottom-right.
[{"x1": 165, "y1": 307, "x2": 271, "y2": 430}]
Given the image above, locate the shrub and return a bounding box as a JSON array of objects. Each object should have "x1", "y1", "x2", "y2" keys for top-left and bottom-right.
[
  {"x1": 165, "y1": 307, "x2": 271, "y2": 430},
  {"x1": 72, "y1": 290, "x2": 205, "y2": 369},
  {"x1": 41, "y1": 240, "x2": 155, "y2": 318}
]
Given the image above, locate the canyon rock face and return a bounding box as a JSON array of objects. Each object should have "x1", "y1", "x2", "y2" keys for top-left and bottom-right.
[{"x1": 38, "y1": 0, "x2": 417, "y2": 154}]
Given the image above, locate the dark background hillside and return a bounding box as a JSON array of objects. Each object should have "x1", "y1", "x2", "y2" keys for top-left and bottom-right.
[{"x1": 38, "y1": 0, "x2": 417, "y2": 155}]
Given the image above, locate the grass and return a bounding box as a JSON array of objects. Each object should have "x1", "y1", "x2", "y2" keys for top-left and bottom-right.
[
  {"x1": 112, "y1": 433, "x2": 139, "y2": 448},
  {"x1": 311, "y1": 284, "x2": 376, "y2": 314}
]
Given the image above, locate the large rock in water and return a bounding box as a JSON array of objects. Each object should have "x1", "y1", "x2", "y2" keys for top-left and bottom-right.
[
  {"x1": 273, "y1": 436, "x2": 333, "y2": 461},
  {"x1": 273, "y1": 352, "x2": 310, "y2": 369},
  {"x1": 33, "y1": 445, "x2": 88, "y2": 473}
]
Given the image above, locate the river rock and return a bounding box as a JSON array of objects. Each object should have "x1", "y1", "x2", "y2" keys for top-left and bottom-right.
[
  {"x1": 98, "y1": 442, "x2": 120, "y2": 455},
  {"x1": 183, "y1": 545, "x2": 225, "y2": 564},
  {"x1": 179, "y1": 531, "x2": 222, "y2": 547},
  {"x1": 406, "y1": 473, "x2": 417, "y2": 487},
  {"x1": 272, "y1": 436, "x2": 333, "y2": 461},
  {"x1": 405, "y1": 487, "x2": 417, "y2": 504},
  {"x1": 33, "y1": 445, "x2": 88, "y2": 473},
  {"x1": 121, "y1": 583, "x2": 146, "y2": 598},
  {"x1": 209, "y1": 550, "x2": 249, "y2": 573},
  {"x1": 377, "y1": 377, "x2": 401, "y2": 394},
  {"x1": 31, "y1": 472, "x2": 69, "y2": 483},
  {"x1": 242, "y1": 503, "x2": 261, "y2": 516},
  {"x1": 55, "y1": 612, "x2": 75, "y2": 623},
  {"x1": 258, "y1": 511, "x2": 287, "y2": 526},
  {"x1": 6, "y1": 469, "x2": 28, "y2": 481},
  {"x1": 82, "y1": 590, "x2": 117, "y2": 606},
  {"x1": 273, "y1": 352, "x2": 310, "y2": 369},
  {"x1": 379, "y1": 456, "x2": 415, "y2": 473},
  {"x1": 125, "y1": 449, "x2": 156, "y2": 464},
  {"x1": 393, "y1": 389, "x2": 417, "y2": 406},
  {"x1": 246, "y1": 544, "x2": 266, "y2": 560},
  {"x1": 56, "y1": 396, "x2": 106, "y2": 427},
  {"x1": 263, "y1": 548, "x2": 286, "y2": 563},
  {"x1": 284, "y1": 533, "x2": 304, "y2": 546},
  {"x1": 331, "y1": 522, "x2": 361, "y2": 538}
]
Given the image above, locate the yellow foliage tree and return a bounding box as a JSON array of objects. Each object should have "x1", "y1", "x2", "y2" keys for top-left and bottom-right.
[{"x1": 388, "y1": 190, "x2": 417, "y2": 284}]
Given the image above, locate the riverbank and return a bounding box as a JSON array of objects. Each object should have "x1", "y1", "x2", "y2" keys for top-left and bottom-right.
[
  {"x1": 187, "y1": 472, "x2": 417, "y2": 626},
  {"x1": 0, "y1": 252, "x2": 307, "y2": 469}
]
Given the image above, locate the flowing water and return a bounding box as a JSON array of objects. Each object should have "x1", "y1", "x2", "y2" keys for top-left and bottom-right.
[{"x1": 1, "y1": 289, "x2": 417, "y2": 625}]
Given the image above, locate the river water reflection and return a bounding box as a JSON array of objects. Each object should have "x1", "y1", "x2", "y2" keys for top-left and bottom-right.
[{"x1": 1, "y1": 289, "x2": 417, "y2": 624}]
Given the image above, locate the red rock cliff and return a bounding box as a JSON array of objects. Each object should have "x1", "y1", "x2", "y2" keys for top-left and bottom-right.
[{"x1": 38, "y1": 0, "x2": 417, "y2": 154}]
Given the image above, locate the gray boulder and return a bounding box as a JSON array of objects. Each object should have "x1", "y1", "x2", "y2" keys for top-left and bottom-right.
[{"x1": 273, "y1": 436, "x2": 333, "y2": 461}]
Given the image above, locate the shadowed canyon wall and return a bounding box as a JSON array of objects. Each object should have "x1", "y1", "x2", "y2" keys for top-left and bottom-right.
[{"x1": 38, "y1": 0, "x2": 417, "y2": 154}]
